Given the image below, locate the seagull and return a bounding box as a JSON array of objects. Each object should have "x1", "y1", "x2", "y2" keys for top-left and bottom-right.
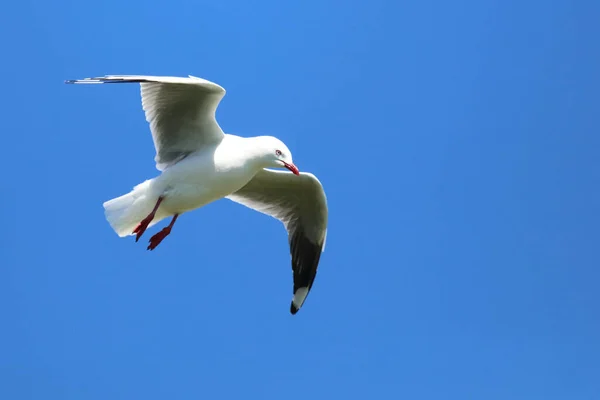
[{"x1": 65, "y1": 74, "x2": 328, "y2": 315}]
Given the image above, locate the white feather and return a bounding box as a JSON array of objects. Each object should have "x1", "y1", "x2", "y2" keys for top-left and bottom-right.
[{"x1": 102, "y1": 180, "x2": 166, "y2": 237}]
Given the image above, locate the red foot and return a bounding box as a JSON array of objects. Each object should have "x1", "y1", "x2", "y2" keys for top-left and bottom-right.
[
  {"x1": 147, "y1": 227, "x2": 172, "y2": 250},
  {"x1": 147, "y1": 213, "x2": 179, "y2": 251},
  {"x1": 132, "y1": 196, "x2": 164, "y2": 242},
  {"x1": 133, "y1": 214, "x2": 153, "y2": 242}
]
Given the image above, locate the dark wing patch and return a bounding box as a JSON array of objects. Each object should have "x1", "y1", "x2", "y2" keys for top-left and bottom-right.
[
  {"x1": 289, "y1": 226, "x2": 323, "y2": 315},
  {"x1": 65, "y1": 77, "x2": 153, "y2": 84}
]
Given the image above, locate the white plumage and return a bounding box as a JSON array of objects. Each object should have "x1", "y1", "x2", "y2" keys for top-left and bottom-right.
[{"x1": 66, "y1": 74, "x2": 328, "y2": 315}]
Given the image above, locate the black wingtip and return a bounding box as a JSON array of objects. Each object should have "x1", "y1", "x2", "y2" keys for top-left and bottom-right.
[
  {"x1": 290, "y1": 303, "x2": 299, "y2": 315},
  {"x1": 64, "y1": 79, "x2": 75, "y2": 84}
]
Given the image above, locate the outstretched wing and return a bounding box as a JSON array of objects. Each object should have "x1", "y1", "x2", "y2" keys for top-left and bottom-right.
[
  {"x1": 66, "y1": 74, "x2": 226, "y2": 170},
  {"x1": 227, "y1": 169, "x2": 328, "y2": 314}
]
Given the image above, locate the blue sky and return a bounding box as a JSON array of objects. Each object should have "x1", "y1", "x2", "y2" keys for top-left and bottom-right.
[{"x1": 2, "y1": 0, "x2": 599, "y2": 398}]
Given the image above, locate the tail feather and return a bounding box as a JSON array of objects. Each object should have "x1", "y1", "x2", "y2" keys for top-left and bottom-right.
[{"x1": 103, "y1": 180, "x2": 166, "y2": 237}]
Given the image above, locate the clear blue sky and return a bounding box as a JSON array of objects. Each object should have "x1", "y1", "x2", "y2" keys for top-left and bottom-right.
[{"x1": 2, "y1": 0, "x2": 599, "y2": 399}]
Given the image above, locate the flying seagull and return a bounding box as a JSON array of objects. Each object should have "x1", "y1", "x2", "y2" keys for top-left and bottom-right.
[{"x1": 65, "y1": 74, "x2": 328, "y2": 315}]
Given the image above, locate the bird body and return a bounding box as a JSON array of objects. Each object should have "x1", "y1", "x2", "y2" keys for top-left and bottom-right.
[
  {"x1": 66, "y1": 74, "x2": 328, "y2": 314},
  {"x1": 105, "y1": 134, "x2": 278, "y2": 236}
]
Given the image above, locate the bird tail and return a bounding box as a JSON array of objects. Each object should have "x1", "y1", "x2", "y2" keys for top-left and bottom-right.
[{"x1": 103, "y1": 180, "x2": 166, "y2": 237}]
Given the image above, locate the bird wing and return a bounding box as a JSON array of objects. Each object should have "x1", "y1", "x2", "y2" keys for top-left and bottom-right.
[
  {"x1": 226, "y1": 169, "x2": 328, "y2": 314},
  {"x1": 66, "y1": 74, "x2": 226, "y2": 170}
]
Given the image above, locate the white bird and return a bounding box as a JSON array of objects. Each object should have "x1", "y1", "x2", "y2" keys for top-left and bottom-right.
[{"x1": 66, "y1": 74, "x2": 328, "y2": 315}]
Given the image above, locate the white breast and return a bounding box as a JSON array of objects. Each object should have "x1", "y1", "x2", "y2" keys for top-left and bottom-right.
[{"x1": 152, "y1": 137, "x2": 260, "y2": 214}]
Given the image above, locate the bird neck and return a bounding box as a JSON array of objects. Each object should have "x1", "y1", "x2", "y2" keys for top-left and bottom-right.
[{"x1": 241, "y1": 137, "x2": 276, "y2": 169}]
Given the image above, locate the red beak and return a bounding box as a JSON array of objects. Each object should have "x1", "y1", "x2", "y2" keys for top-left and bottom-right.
[{"x1": 282, "y1": 161, "x2": 300, "y2": 175}]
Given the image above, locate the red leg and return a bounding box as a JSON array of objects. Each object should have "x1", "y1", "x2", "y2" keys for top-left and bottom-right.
[
  {"x1": 147, "y1": 214, "x2": 179, "y2": 251},
  {"x1": 132, "y1": 196, "x2": 164, "y2": 242}
]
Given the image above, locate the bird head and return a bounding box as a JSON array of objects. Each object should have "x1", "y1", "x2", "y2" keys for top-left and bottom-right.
[{"x1": 255, "y1": 136, "x2": 300, "y2": 175}]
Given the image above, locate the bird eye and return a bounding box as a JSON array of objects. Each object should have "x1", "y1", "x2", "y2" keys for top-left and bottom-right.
[{"x1": 275, "y1": 150, "x2": 282, "y2": 156}]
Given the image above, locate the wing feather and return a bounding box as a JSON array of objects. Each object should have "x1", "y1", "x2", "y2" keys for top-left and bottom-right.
[
  {"x1": 227, "y1": 169, "x2": 328, "y2": 314},
  {"x1": 66, "y1": 75, "x2": 226, "y2": 169}
]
